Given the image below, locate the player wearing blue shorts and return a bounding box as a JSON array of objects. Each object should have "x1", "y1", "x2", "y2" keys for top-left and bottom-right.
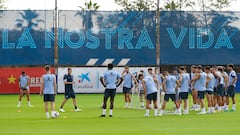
[
  {"x1": 160, "y1": 71, "x2": 180, "y2": 115},
  {"x1": 59, "y1": 68, "x2": 81, "y2": 112},
  {"x1": 17, "y1": 71, "x2": 32, "y2": 107},
  {"x1": 122, "y1": 66, "x2": 138, "y2": 108},
  {"x1": 141, "y1": 74, "x2": 159, "y2": 117},
  {"x1": 178, "y1": 66, "x2": 190, "y2": 114},
  {"x1": 226, "y1": 64, "x2": 237, "y2": 111},
  {"x1": 100, "y1": 63, "x2": 123, "y2": 117}
]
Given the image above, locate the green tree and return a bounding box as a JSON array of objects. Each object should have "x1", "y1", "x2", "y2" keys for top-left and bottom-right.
[
  {"x1": 78, "y1": 0, "x2": 100, "y2": 11},
  {"x1": 0, "y1": 0, "x2": 6, "y2": 9},
  {"x1": 115, "y1": 0, "x2": 234, "y2": 11},
  {"x1": 198, "y1": 0, "x2": 234, "y2": 11},
  {"x1": 115, "y1": 0, "x2": 156, "y2": 11},
  {"x1": 15, "y1": 9, "x2": 44, "y2": 30},
  {"x1": 163, "y1": 0, "x2": 235, "y2": 11},
  {"x1": 76, "y1": 0, "x2": 100, "y2": 29},
  {"x1": 164, "y1": 0, "x2": 195, "y2": 10}
]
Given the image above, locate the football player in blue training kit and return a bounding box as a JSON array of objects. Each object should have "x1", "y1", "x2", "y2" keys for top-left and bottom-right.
[{"x1": 99, "y1": 63, "x2": 123, "y2": 117}]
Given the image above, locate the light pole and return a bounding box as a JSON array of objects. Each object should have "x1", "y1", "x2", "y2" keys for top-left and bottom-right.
[
  {"x1": 54, "y1": 0, "x2": 58, "y2": 74},
  {"x1": 156, "y1": 0, "x2": 160, "y2": 67},
  {"x1": 156, "y1": 0, "x2": 161, "y2": 108}
]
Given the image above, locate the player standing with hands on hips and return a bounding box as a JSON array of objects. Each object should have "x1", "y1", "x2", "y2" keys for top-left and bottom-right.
[
  {"x1": 59, "y1": 68, "x2": 81, "y2": 112},
  {"x1": 17, "y1": 71, "x2": 33, "y2": 107},
  {"x1": 40, "y1": 65, "x2": 57, "y2": 118},
  {"x1": 100, "y1": 63, "x2": 123, "y2": 117}
]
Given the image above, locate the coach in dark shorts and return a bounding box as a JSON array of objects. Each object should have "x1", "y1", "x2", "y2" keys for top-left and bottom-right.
[{"x1": 59, "y1": 68, "x2": 81, "y2": 112}]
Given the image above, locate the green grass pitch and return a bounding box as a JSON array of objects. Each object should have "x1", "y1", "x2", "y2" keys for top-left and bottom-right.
[{"x1": 0, "y1": 94, "x2": 239, "y2": 135}]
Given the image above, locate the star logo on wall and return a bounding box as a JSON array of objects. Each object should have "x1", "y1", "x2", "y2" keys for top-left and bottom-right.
[{"x1": 8, "y1": 75, "x2": 17, "y2": 84}]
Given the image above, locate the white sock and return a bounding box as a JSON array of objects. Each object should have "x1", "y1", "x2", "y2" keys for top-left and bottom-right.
[
  {"x1": 141, "y1": 102, "x2": 144, "y2": 106},
  {"x1": 146, "y1": 109, "x2": 150, "y2": 115},
  {"x1": 179, "y1": 104, "x2": 182, "y2": 110},
  {"x1": 225, "y1": 105, "x2": 229, "y2": 110},
  {"x1": 232, "y1": 104, "x2": 236, "y2": 110},
  {"x1": 46, "y1": 112, "x2": 49, "y2": 117},
  {"x1": 202, "y1": 107, "x2": 206, "y2": 112},
  {"x1": 154, "y1": 109, "x2": 158, "y2": 116},
  {"x1": 212, "y1": 107, "x2": 215, "y2": 112},
  {"x1": 109, "y1": 109, "x2": 113, "y2": 115},
  {"x1": 28, "y1": 101, "x2": 31, "y2": 105},
  {"x1": 178, "y1": 109, "x2": 181, "y2": 114},
  {"x1": 51, "y1": 111, "x2": 55, "y2": 115},
  {"x1": 208, "y1": 108, "x2": 211, "y2": 113},
  {"x1": 160, "y1": 109, "x2": 164, "y2": 114},
  {"x1": 18, "y1": 101, "x2": 21, "y2": 105},
  {"x1": 125, "y1": 103, "x2": 128, "y2": 107},
  {"x1": 102, "y1": 109, "x2": 106, "y2": 115}
]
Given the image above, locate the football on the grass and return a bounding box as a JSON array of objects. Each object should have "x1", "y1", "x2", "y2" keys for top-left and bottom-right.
[{"x1": 54, "y1": 111, "x2": 60, "y2": 118}]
